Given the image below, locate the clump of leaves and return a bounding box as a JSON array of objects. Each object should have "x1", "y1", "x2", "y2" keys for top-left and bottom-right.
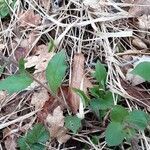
[
  {"x1": 17, "y1": 124, "x2": 49, "y2": 150},
  {"x1": 105, "y1": 106, "x2": 150, "y2": 146},
  {"x1": 0, "y1": 50, "x2": 67, "y2": 95},
  {"x1": 89, "y1": 61, "x2": 113, "y2": 118},
  {"x1": 0, "y1": 0, "x2": 16, "y2": 18},
  {"x1": 74, "y1": 61, "x2": 150, "y2": 147}
]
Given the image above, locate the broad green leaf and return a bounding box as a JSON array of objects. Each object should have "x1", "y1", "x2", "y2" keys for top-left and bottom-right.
[
  {"x1": 72, "y1": 88, "x2": 90, "y2": 107},
  {"x1": 93, "y1": 61, "x2": 107, "y2": 88},
  {"x1": 46, "y1": 50, "x2": 67, "y2": 95},
  {"x1": 65, "y1": 115, "x2": 81, "y2": 134},
  {"x1": 125, "y1": 110, "x2": 150, "y2": 130},
  {"x1": 17, "y1": 124, "x2": 49, "y2": 150},
  {"x1": 90, "y1": 91, "x2": 113, "y2": 117},
  {"x1": 110, "y1": 105, "x2": 129, "y2": 123},
  {"x1": 0, "y1": 73, "x2": 33, "y2": 94},
  {"x1": 105, "y1": 122, "x2": 125, "y2": 146},
  {"x1": 131, "y1": 61, "x2": 150, "y2": 81}
]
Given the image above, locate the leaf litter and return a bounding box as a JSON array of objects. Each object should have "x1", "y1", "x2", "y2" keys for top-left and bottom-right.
[{"x1": 0, "y1": 0, "x2": 150, "y2": 149}]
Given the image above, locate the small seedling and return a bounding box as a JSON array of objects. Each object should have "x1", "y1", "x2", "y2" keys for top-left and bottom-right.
[
  {"x1": 105, "y1": 106, "x2": 150, "y2": 146},
  {"x1": 17, "y1": 124, "x2": 49, "y2": 150}
]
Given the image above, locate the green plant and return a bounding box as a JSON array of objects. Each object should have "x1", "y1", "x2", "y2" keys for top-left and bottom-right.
[
  {"x1": 105, "y1": 106, "x2": 150, "y2": 146},
  {"x1": 89, "y1": 61, "x2": 113, "y2": 118},
  {"x1": 17, "y1": 124, "x2": 49, "y2": 150},
  {"x1": 0, "y1": 50, "x2": 68, "y2": 95},
  {"x1": 75, "y1": 61, "x2": 150, "y2": 147},
  {"x1": 0, "y1": 0, "x2": 16, "y2": 18}
]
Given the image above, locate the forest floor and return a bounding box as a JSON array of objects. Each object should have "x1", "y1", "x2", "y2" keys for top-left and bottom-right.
[{"x1": 0, "y1": 0, "x2": 150, "y2": 150}]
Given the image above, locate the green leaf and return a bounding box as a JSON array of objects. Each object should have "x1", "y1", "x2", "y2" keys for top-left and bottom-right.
[
  {"x1": 0, "y1": 0, "x2": 16, "y2": 18},
  {"x1": 100, "y1": 91, "x2": 114, "y2": 110},
  {"x1": 72, "y1": 88, "x2": 90, "y2": 107},
  {"x1": 125, "y1": 110, "x2": 150, "y2": 130},
  {"x1": 65, "y1": 115, "x2": 81, "y2": 134},
  {"x1": 90, "y1": 91, "x2": 113, "y2": 117},
  {"x1": 90, "y1": 99, "x2": 101, "y2": 117},
  {"x1": 0, "y1": 73, "x2": 33, "y2": 94},
  {"x1": 124, "y1": 127, "x2": 136, "y2": 141},
  {"x1": 46, "y1": 50, "x2": 67, "y2": 95},
  {"x1": 131, "y1": 61, "x2": 150, "y2": 81},
  {"x1": 110, "y1": 105, "x2": 129, "y2": 123},
  {"x1": 93, "y1": 61, "x2": 107, "y2": 88},
  {"x1": 105, "y1": 122, "x2": 125, "y2": 146},
  {"x1": 17, "y1": 124, "x2": 49, "y2": 150}
]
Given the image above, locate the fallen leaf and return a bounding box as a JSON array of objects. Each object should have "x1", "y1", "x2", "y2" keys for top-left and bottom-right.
[
  {"x1": 25, "y1": 44, "x2": 54, "y2": 73},
  {"x1": 68, "y1": 53, "x2": 85, "y2": 113},
  {"x1": 4, "y1": 134, "x2": 17, "y2": 150},
  {"x1": 128, "y1": 0, "x2": 150, "y2": 16},
  {"x1": 31, "y1": 88, "x2": 49, "y2": 110},
  {"x1": 39, "y1": 0, "x2": 51, "y2": 11},
  {"x1": 19, "y1": 10, "x2": 41, "y2": 27},
  {"x1": 46, "y1": 106, "x2": 71, "y2": 143},
  {"x1": 37, "y1": 86, "x2": 68, "y2": 123},
  {"x1": 132, "y1": 38, "x2": 147, "y2": 49},
  {"x1": 138, "y1": 15, "x2": 150, "y2": 29},
  {"x1": 68, "y1": 53, "x2": 92, "y2": 113},
  {"x1": 121, "y1": 80, "x2": 150, "y2": 107}
]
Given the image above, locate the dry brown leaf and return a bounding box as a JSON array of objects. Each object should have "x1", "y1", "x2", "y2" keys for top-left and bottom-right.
[
  {"x1": 19, "y1": 10, "x2": 41, "y2": 27},
  {"x1": 138, "y1": 15, "x2": 150, "y2": 29},
  {"x1": 25, "y1": 44, "x2": 54, "y2": 73},
  {"x1": 39, "y1": 0, "x2": 51, "y2": 11},
  {"x1": 4, "y1": 135, "x2": 17, "y2": 150},
  {"x1": 121, "y1": 80, "x2": 150, "y2": 107},
  {"x1": 13, "y1": 32, "x2": 37, "y2": 61},
  {"x1": 46, "y1": 106, "x2": 70, "y2": 143},
  {"x1": 68, "y1": 54, "x2": 84, "y2": 113},
  {"x1": 132, "y1": 38, "x2": 147, "y2": 49},
  {"x1": 37, "y1": 86, "x2": 68, "y2": 123},
  {"x1": 68, "y1": 53, "x2": 92, "y2": 113},
  {"x1": 31, "y1": 88, "x2": 49, "y2": 110},
  {"x1": 128, "y1": 0, "x2": 150, "y2": 16}
]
